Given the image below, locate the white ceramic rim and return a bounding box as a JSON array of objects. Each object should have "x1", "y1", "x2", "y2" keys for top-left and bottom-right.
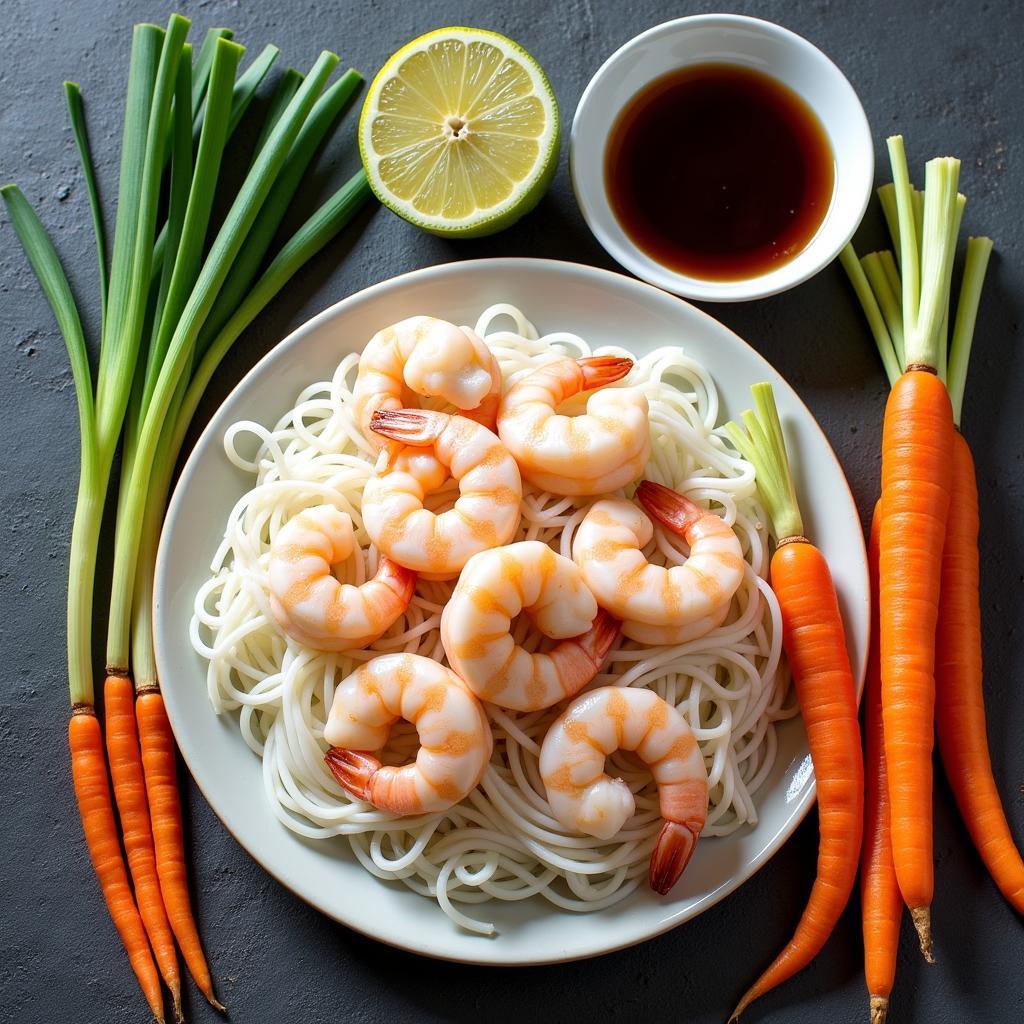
[
  {"x1": 155, "y1": 257, "x2": 869, "y2": 964},
  {"x1": 570, "y1": 14, "x2": 874, "y2": 302}
]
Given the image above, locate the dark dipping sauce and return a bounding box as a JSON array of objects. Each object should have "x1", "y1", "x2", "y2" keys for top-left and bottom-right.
[{"x1": 605, "y1": 63, "x2": 835, "y2": 281}]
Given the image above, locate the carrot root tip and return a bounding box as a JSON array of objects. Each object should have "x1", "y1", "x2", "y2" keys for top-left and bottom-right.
[
  {"x1": 206, "y1": 994, "x2": 227, "y2": 1014},
  {"x1": 172, "y1": 988, "x2": 183, "y2": 1023},
  {"x1": 911, "y1": 906, "x2": 935, "y2": 963},
  {"x1": 870, "y1": 996, "x2": 889, "y2": 1024}
]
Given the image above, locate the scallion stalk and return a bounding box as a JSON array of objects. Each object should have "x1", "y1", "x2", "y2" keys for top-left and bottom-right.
[
  {"x1": 64, "y1": 82, "x2": 108, "y2": 327},
  {"x1": 106, "y1": 49, "x2": 341, "y2": 667},
  {"x1": 0, "y1": 185, "x2": 99, "y2": 705}
]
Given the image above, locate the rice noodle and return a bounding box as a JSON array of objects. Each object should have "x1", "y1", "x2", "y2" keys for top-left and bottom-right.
[{"x1": 190, "y1": 303, "x2": 796, "y2": 934}]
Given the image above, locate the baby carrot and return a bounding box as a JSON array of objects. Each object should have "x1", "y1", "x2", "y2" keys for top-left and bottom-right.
[
  {"x1": 70, "y1": 709, "x2": 165, "y2": 1023},
  {"x1": 862, "y1": 504, "x2": 903, "y2": 1024},
  {"x1": 725, "y1": 383, "x2": 864, "y2": 1020},
  {"x1": 138, "y1": 691, "x2": 225, "y2": 1011},
  {"x1": 105, "y1": 674, "x2": 182, "y2": 1018}
]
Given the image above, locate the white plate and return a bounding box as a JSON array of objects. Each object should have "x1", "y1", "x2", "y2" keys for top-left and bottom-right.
[{"x1": 155, "y1": 258, "x2": 868, "y2": 965}]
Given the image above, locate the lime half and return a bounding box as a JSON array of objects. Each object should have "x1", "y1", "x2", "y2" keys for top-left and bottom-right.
[{"x1": 359, "y1": 27, "x2": 560, "y2": 237}]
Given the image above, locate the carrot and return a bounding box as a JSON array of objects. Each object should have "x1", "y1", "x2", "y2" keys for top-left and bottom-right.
[
  {"x1": 105, "y1": 674, "x2": 182, "y2": 1019},
  {"x1": 934, "y1": 431, "x2": 1024, "y2": 913},
  {"x1": 843, "y1": 139, "x2": 966, "y2": 960},
  {"x1": 70, "y1": 709, "x2": 165, "y2": 1024},
  {"x1": 138, "y1": 691, "x2": 225, "y2": 1011},
  {"x1": 878, "y1": 367, "x2": 953, "y2": 958},
  {"x1": 725, "y1": 383, "x2": 864, "y2": 1020},
  {"x1": 862, "y1": 504, "x2": 904, "y2": 1024}
]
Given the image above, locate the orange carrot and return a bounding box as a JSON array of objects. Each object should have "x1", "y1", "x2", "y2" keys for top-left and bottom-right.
[
  {"x1": 105, "y1": 674, "x2": 182, "y2": 1018},
  {"x1": 879, "y1": 368, "x2": 953, "y2": 958},
  {"x1": 138, "y1": 690, "x2": 225, "y2": 1011},
  {"x1": 862, "y1": 504, "x2": 904, "y2": 1024},
  {"x1": 934, "y1": 431, "x2": 1024, "y2": 914},
  {"x1": 726, "y1": 384, "x2": 863, "y2": 1020},
  {"x1": 70, "y1": 709, "x2": 165, "y2": 1023}
]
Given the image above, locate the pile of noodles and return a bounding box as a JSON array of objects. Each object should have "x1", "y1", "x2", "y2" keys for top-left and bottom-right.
[{"x1": 191, "y1": 303, "x2": 795, "y2": 934}]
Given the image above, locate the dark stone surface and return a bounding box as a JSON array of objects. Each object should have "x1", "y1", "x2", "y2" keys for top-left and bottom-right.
[{"x1": 1, "y1": 1, "x2": 1021, "y2": 1022}]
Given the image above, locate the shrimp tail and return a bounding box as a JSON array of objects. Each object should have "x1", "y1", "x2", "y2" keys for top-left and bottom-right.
[
  {"x1": 370, "y1": 407, "x2": 448, "y2": 447},
  {"x1": 577, "y1": 355, "x2": 633, "y2": 390},
  {"x1": 575, "y1": 609, "x2": 621, "y2": 671},
  {"x1": 649, "y1": 819, "x2": 700, "y2": 895},
  {"x1": 325, "y1": 748, "x2": 381, "y2": 802},
  {"x1": 635, "y1": 480, "x2": 704, "y2": 535}
]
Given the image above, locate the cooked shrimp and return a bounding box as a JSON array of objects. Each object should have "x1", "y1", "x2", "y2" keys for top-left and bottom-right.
[
  {"x1": 324, "y1": 653, "x2": 493, "y2": 814},
  {"x1": 363, "y1": 409, "x2": 522, "y2": 579},
  {"x1": 353, "y1": 316, "x2": 502, "y2": 449},
  {"x1": 539, "y1": 685, "x2": 708, "y2": 894},
  {"x1": 496, "y1": 356, "x2": 651, "y2": 495},
  {"x1": 441, "y1": 541, "x2": 621, "y2": 712},
  {"x1": 267, "y1": 504, "x2": 416, "y2": 651},
  {"x1": 571, "y1": 482, "x2": 744, "y2": 643}
]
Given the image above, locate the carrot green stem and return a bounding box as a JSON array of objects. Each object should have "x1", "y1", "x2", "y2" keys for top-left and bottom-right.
[
  {"x1": 879, "y1": 250, "x2": 902, "y2": 309},
  {"x1": 887, "y1": 136, "x2": 921, "y2": 356},
  {"x1": 947, "y1": 237, "x2": 994, "y2": 427},
  {"x1": 64, "y1": 82, "x2": 108, "y2": 329},
  {"x1": 839, "y1": 244, "x2": 901, "y2": 388},
  {"x1": 861, "y1": 252, "x2": 905, "y2": 371},
  {"x1": 724, "y1": 383, "x2": 805, "y2": 542},
  {"x1": 935, "y1": 192, "x2": 967, "y2": 385},
  {"x1": 877, "y1": 183, "x2": 900, "y2": 264},
  {"x1": 909, "y1": 156, "x2": 961, "y2": 370}
]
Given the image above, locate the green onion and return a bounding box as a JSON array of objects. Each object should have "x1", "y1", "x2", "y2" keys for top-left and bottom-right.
[
  {"x1": 195, "y1": 67, "x2": 362, "y2": 356},
  {"x1": 141, "y1": 38, "x2": 243, "y2": 416},
  {"x1": 106, "y1": 48, "x2": 341, "y2": 669},
  {"x1": 3, "y1": 13, "x2": 373, "y2": 711},
  {"x1": 251, "y1": 68, "x2": 304, "y2": 158},
  {"x1": 132, "y1": 170, "x2": 373, "y2": 687},
  {"x1": 0, "y1": 185, "x2": 99, "y2": 704},
  {"x1": 97, "y1": 23, "x2": 163, "y2": 427},
  {"x1": 64, "y1": 82, "x2": 108, "y2": 327},
  {"x1": 191, "y1": 27, "x2": 233, "y2": 119},
  {"x1": 193, "y1": 43, "x2": 278, "y2": 149}
]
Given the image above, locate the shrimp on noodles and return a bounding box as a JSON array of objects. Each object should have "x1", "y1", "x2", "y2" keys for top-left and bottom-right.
[
  {"x1": 571, "y1": 481, "x2": 744, "y2": 644},
  {"x1": 540, "y1": 686, "x2": 709, "y2": 894},
  {"x1": 497, "y1": 356, "x2": 650, "y2": 495},
  {"x1": 441, "y1": 541, "x2": 620, "y2": 711},
  {"x1": 363, "y1": 409, "x2": 522, "y2": 578},
  {"x1": 267, "y1": 504, "x2": 415, "y2": 651},
  {"x1": 352, "y1": 316, "x2": 502, "y2": 450},
  {"x1": 324, "y1": 654, "x2": 493, "y2": 814}
]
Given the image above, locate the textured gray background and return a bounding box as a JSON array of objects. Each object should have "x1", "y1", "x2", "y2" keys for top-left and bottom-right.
[{"x1": 1, "y1": 1, "x2": 1021, "y2": 1022}]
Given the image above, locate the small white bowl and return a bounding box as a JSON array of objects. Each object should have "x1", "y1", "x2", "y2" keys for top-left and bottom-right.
[{"x1": 570, "y1": 14, "x2": 874, "y2": 302}]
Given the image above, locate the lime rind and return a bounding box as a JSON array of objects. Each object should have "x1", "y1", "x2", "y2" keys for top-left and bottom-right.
[{"x1": 359, "y1": 27, "x2": 560, "y2": 238}]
